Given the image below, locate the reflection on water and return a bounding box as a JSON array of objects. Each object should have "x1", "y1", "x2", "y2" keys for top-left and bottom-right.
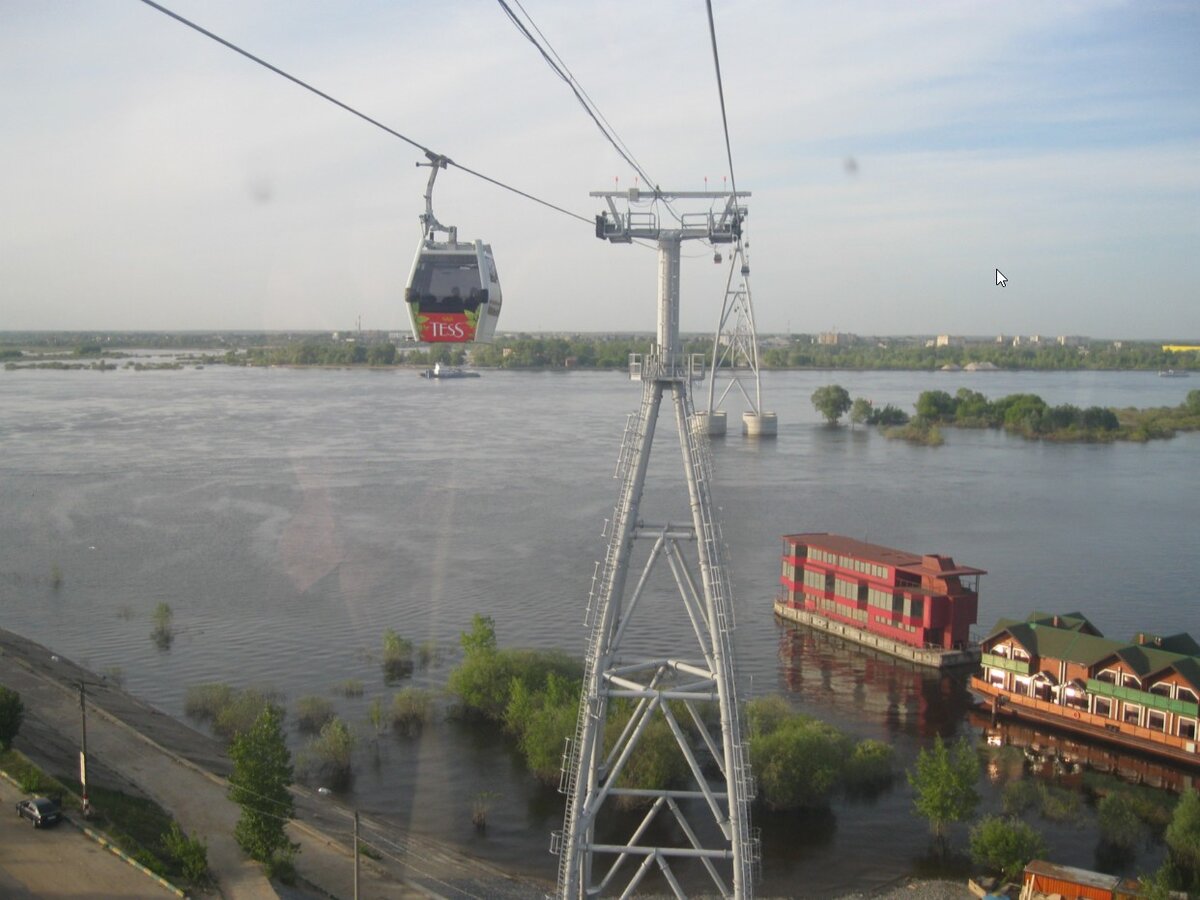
[
  {"x1": 970, "y1": 711, "x2": 1200, "y2": 794},
  {"x1": 776, "y1": 623, "x2": 976, "y2": 739}
]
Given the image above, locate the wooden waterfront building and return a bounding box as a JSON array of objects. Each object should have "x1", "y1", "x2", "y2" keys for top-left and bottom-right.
[
  {"x1": 778, "y1": 533, "x2": 985, "y2": 652},
  {"x1": 974, "y1": 612, "x2": 1200, "y2": 766}
]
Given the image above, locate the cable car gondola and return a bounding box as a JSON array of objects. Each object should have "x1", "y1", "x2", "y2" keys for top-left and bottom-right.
[{"x1": 405, "y1": 155, "x2": 502, "y2": 343}]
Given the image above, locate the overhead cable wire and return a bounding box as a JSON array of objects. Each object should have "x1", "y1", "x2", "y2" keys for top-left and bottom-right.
[
  {"x1": 500, "y1": 0, "x2": 688, "y2": 230},
  {"x1": 704, "y1": 0, "x2": 743, "y2": 234},
  {"x1": 496, "y1": 0, "x2": 654, "y2": 190},
  {"x1": 136, "y1": 0, "x2": 592, "y2": 225},
  {"x1": 507, "y1": 0, "x2": 658, "y2": 191}
]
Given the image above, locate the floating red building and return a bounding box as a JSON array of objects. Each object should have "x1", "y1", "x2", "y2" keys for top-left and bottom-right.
[{"x1": 775, "y1": 533, "x2": 985, "y2": 668}]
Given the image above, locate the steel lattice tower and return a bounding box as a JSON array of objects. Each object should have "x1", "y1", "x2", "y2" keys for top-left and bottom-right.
[
  {"x1": 699, "y1": 244, "x2": 777, "y2": 437},
  {"x1": 552, "y1": 190, "x2": 758, "y2": 899}
]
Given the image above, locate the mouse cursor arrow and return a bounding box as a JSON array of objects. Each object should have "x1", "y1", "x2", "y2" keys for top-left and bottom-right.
[{"x1": 995, "y1": 268, "x2": 1008, "y2": 287}]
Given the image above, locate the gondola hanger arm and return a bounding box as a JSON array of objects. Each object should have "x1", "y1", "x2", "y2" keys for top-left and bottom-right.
[{"x1": 417, "y1": 151, "x2": 456, "y2": 243}]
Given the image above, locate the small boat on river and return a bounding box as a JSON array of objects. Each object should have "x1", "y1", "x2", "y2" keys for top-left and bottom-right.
[{"x1": 419, "y1": 362, "x2": 481, "y2": 379}]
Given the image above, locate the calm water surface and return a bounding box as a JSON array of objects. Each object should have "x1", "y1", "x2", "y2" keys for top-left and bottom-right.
[{"x1": 1, "y1": 365, "x2": 1196, "y2": 895}]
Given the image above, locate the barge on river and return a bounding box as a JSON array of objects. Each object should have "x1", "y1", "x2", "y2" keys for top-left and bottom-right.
[
  {"x1": 775, "y1": 533, "x2": 984, "y2": 670},
  {"x1": 973, "y1": 612, "x2": 1200, "y2": 768}
]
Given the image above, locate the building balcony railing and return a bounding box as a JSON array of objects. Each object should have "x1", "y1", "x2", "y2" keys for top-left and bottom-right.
[
  {"x1": 981, "y1": 652, "x2": 1031, "y2": 675},
  {"x1": 1087, "y1": 679, "x2": 1200, "y2": 717}
]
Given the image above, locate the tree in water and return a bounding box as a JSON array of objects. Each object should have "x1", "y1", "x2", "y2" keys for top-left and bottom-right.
[
  {"x1": 811, "y1": 384, "x2": 852, "y2": 425},
  {"x1": 228, "y1": 705, "x2": 297, "y2": 871},
  {"x1": 850, "y1": 397, "x2": 873, "y2": 428},
  {"x1": 151, "y1": 602, "x2": 174, "y2": 650},
  {"x1": 907, "y1": 734, "x2": 980, "y2": 851}
]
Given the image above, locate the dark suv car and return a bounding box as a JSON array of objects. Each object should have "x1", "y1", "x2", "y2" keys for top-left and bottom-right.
[{"x1": 16, "y1": 797, "x2": 62, "y2": 828}]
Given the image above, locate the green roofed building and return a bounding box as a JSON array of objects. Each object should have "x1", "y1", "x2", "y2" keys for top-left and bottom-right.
[{"x1": 973, "y1": 612, "x2": 1200, "y2": 767}]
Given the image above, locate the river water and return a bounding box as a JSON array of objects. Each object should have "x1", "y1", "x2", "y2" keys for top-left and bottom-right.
[{"x1": 1, "y1": 364, "x2": 1196, "y2": 895}]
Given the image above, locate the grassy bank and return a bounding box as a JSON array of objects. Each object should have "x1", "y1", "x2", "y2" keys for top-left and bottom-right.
[{"x1": 0, "y1": 748, "x2": 209, "y2": 889}]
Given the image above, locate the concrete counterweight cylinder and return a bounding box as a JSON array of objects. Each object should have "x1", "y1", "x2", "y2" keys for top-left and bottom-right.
[
  {"x1": 693, "y1": 410, "x2": 727, "y2": 437},
  {"x1": 742, "y1": 411, "x2": 777, "y2": 437}
]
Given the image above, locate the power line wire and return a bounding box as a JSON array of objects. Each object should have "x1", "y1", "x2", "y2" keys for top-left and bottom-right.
[{"x1": 135, "y1": 0, "x2": 592, "y2": 225}]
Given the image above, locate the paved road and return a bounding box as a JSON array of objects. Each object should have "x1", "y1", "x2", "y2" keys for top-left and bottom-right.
[
  {"x1": 0, "y1": 628, "x2": 550, "y2": 900},
  {"x1": 0, "y1": 654, "x2": 278, "y2": 899},
  {"x1": 0, "y1": 786, "x2": 174, "y2": 899}
]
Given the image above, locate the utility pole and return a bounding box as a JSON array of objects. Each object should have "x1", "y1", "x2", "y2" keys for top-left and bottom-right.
[
  {"x1": 79, "y1": 681, "x2": 91, "y2": 817},
  {"x1": 353, "y1": 809, "x2": 359, "y2": 900},
  {"x1": 553, "y1": 189, "x2": 758, "y2": 898}
]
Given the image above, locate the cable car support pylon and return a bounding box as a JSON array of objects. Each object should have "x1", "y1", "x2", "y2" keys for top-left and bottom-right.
[
  {"x1": 697, "y1": 243, "x2": 776, "y2": 437},
  {"x1": 552, "y1": 189, "x2": 758, "y2": 899}
]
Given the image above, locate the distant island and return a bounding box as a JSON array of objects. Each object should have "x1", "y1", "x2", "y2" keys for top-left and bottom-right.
[
  {"x1": 2, "y1": 331, "x2": 1198, "y2": 373},
  {"x1": 811, "y1": 384, "x2": 1200, "y2": 445}
]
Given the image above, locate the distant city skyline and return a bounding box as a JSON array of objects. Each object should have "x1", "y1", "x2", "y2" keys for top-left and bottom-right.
[{"x1": 3, "y1": 2, "x2": 1198, "y2": 338}]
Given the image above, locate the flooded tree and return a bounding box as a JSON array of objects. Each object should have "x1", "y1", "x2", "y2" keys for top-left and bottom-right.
[{"x1": 908, "y1": 734, "x2": 980, "y2": 849}]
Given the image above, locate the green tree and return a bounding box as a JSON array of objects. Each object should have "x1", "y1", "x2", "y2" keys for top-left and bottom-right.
[
  {"x1": 461, "y1": 614, "x2": 497, "y2": 656},
  {"x1": 1081, "y1": 406, "x2": 1119, "y2": 431},
  {"x1": 872, "y1": 403, "x2": 910, "y2": 426},
  {"x1": 228, "y1": 705, "x2": 297, "y2": 865},
  {"x1": 366, "y1": 343, "x2": 397, "y2": 366},
  {"x1": 954, "y1": 388, "x2": 992, "y2": 424},
  {"x1": 850, "y1": 397, "x2": 873, "y2": 427},
  {"x1": 969, "y1": 815, "x2": 1046, "y2": 882},
  {"x1": 907, "y1": 734, "x2": 980, "y2": 843},
  {"x1": 0, "y1": 686, "x2": 24, "y2": 750},
  {"x1": 1097, "y1": 791, "x2": 1144, "y2": 855},
  {"x1": 811, "y1": 384, "x2": 852, "y2": 424},
  {"x1": 915, "y1": 390, "x2": 957, "y2": 421},
  {"x1": 1165, "y1": 789, "x2": 1200, "y2": 890}
]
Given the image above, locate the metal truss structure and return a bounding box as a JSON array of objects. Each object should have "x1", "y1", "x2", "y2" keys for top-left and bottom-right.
[
  {"x1": 701, "y1": 244, "x2": 776, "y2": 437},
  {"x1": 552, "y1": 190, "x2": 758, "y2": 899}
]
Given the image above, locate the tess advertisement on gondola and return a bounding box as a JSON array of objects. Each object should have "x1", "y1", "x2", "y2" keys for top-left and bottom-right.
[{"x1": 412, "y1": 309, "x2": 479, "y2": 342}]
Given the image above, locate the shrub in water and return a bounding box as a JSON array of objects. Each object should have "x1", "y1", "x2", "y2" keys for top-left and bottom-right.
[
  {"x1": 381, "y1": 629, "x2": 415, "y2": 681},
  {"x1": 308, "y1": 717, "x2": 355, "y2": 788},
  {"x1": 750, "y1": 716, "x2": 852, "y2": 810},
  {"x1": 391, "y1": 688, "x2": 433, "y2": 736},
  {"x1": 844, "y1": 739, "x2": 895, "y2": 793},
  {"x1": 1002, "y1": 779, "x2": 1041, "y2": 816},
  {"x1": 184, "y1": 683, "x2": 234, "y2": 723},
  {"x1": 294, "y1": 696, "x2": 335, "y2": 735},
  {"x1": 213, "y1": 688, "x2": 284, "y2": 741}
]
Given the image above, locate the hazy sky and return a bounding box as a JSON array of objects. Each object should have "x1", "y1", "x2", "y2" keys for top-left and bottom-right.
[{"x1": 3, "y1": 1, "x2": 1198, "y2": 338}]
